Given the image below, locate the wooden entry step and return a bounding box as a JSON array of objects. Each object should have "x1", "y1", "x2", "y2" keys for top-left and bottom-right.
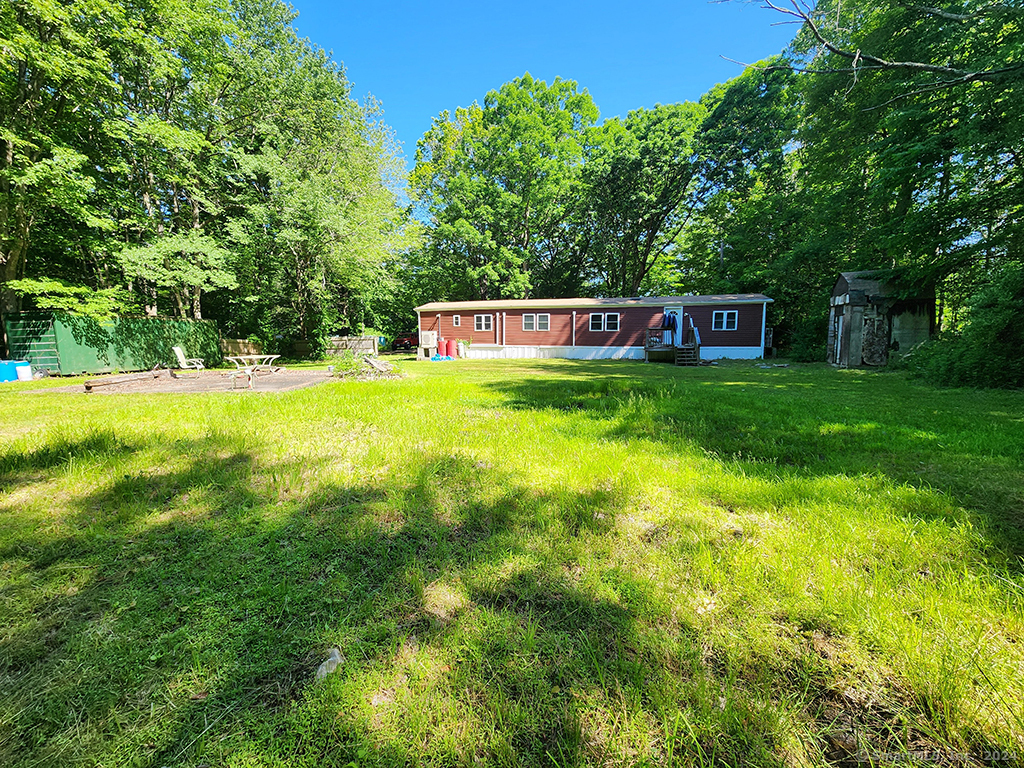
[{"x1": 675, "y1": 345, "x2": 700, "y2": 366}]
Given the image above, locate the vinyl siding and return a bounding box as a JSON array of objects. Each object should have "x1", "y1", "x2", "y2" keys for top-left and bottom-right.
[
  {"x1": 684, "y1": 303, "x2": 763, "y2": 348},
  {"x1": 575, "y1": 307, "x2": 661, "y2": 347},
  {"x1": 503, "y1": 310, "x2": 573, "y2": 346},
  {"x1": 422, "y1": 308, "x2": 662, "y2": 348},
  {"x1": 420, "y1": 311, "x2": 501, "y2": 344}
]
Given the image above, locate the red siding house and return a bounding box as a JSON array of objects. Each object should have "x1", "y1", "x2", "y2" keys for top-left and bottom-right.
[{"x1": 414, "y1": 295, "x2": 773, "y2": 360}]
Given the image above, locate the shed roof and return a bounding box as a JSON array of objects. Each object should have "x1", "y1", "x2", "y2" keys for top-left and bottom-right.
[
  {"x1": 834, "y1": 271, "x2": 888, "y2": 298},
  {"x1": 415, "y1": 294, "x2": 773, "y2": 312}
]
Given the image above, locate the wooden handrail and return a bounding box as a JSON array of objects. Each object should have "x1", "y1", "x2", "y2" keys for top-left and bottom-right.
[{"x1": 645, "y1": 328, "x2": 668, "y2": 349}]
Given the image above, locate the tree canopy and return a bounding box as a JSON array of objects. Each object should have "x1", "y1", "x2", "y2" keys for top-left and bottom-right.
[
  {"x1": 1, "y1": 0, "x2": 414, "y2": 355},
  {"x1": 411, "y1": 74, "x2": 598, "y2": 301}
]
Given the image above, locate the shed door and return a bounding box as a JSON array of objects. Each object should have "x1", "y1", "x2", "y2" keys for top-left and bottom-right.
[{"x1": 834, "y1": 313, "x2": 843, "y2": 365}]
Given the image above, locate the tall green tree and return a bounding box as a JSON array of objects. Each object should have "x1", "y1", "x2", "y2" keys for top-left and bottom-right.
[
  {"x1": 1, "y1": 0, "x2": 413, "y2": 355},
  {"x1": 0, "y1": 0, "x2": 122, "y2": 317},
  {"x1": 214, "y1": 18, "x2": 415, "y2": 349},
  {"x1": 673, "y1": 65, "x2": 831, "y2": 353},
  {"x1": 412, "y1": 74, "x2": 598, "y2": 301},
  {"x1": 764, "y1": 0, "x2": 1023, "y2": 89},
  {"x1": 101, "y1": 0, "x2": 242, "y2": 319},
  {"x1": 786, "y1": 0, "x2": 1023, "y2": 311},
  {"x1": 580, "y1": 102, "x2": 706, "y2": 297},
  {"x1": 694, "y1": 3, "x2": 1022, "y2": 362}
]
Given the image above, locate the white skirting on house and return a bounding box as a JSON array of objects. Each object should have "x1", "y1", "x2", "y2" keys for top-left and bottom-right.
[
  {"x1": 562, "y1": 346, "x2": 645, "y2": 360},
  {"x1": 698, "y1": 346, "x2": 764, "y2": 360},
  {"x1": 460, "y1": 345, "x2": 763, "y2": 361},
  {"x1": 462, "y1": 345, "x2": 645, "y2": 360}
]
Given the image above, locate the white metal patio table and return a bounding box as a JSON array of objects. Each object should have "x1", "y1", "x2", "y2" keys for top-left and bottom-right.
[
  {"x1": 225, "y1": 354, "x2": 282, "y2": 373},
  {"x1": 225, "y1": 354, "x2": 282, "y2": 389}
]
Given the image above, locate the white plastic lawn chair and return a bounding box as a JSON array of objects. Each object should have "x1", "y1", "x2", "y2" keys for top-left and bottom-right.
[{"x1": 172, "y1": 346, "x2": 205, "y2": 378}]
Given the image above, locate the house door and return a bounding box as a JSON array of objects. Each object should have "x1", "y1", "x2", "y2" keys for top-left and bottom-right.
[{"x1": 664, "y1": 307, "x2": 683, "y2": 346}]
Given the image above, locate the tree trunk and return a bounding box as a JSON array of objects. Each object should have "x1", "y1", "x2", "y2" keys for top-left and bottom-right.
[
  {"x1": 0, "y1": 137, "x2": 20, "y2": 357},
  {"x1": 1, "y1": 219, "x2": 30, "y2": 363},
  {"x1": 0, "y1": 284, "x2": 19, "y2": 315},
  {"x1": 190, "y1": 199, "x2": 203, "y2": 319},
  {"x1": 144, "y1": 282, "x2": 158, "y2": 317},
  {"x1": 1, "y1": 138, "x2": 31, "y2": 320},
  {"x1": 0, "y1": 284, "x2": 19, "y2": 358}
]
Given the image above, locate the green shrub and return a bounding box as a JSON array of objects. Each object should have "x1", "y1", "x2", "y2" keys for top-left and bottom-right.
[
  {"x1": 778, "y1": 317, "x2": 826, "y2": 362},
  {"x1": 906, "y1": 263, "x2": 1024, "y2": 388},
  {"x1": 324, "y1": 350, "x2": 362, "y2": 374}
]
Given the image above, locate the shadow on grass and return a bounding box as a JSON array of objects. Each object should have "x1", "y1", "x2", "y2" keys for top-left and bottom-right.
[
  {"x1": 2, "y1": 376, "x2": 1019, "y2": 768},
  {"x1": 0, "y1": 433, "x2": 782, "y2": 767},
  {"x1": 0, "y1": 428, "x2": 139, "y2": 491},
  {"x1": 484, "y1": 361, "x2": 1024, "y2": 559}
]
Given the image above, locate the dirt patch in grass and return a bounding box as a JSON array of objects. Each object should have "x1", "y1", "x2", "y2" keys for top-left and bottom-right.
[
  {"x1": 24, "y1": 369, "x2": 332, "y2": 394},
  {"x1": 809, "y1": 684, "x2": 959, "y2": 767}
]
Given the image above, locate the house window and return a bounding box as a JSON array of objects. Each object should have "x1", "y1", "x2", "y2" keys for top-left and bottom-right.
[
  {"x1": 589, "y1": 313, "x2": 619, "y2": 332},
  {"x1": 537, "y1": 313, "x2": 550, "y2": 331},
  {"x1": 475, "y1": 314, "x2": 492, "y2": 332},
  {"x1": 713, "y1": 310, "x2": 738, "y2": 331},
  {"x1": 452, "y1": 315, "x2": 461, "y2": 327},
  {"x1": 523, "y1": 314, "x2": 535, "y2": 331}
]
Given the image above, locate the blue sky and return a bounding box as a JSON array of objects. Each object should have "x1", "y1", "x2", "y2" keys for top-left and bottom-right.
[{"x1": 288, "y1": 0, "x2": 798, "y2": 165}]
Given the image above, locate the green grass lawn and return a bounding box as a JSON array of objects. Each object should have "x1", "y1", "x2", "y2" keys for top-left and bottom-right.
[{"x1": 1, "y1": 359, "x2": 1022, "y2": 767}]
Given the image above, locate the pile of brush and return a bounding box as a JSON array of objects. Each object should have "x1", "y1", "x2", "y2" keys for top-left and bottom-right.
[{"x1": 328, "y1": 356, "x2": 400, "y2": 381}]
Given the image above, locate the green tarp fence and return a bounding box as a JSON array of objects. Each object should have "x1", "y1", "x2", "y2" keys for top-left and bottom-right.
[{"x1": 3, "y1": 313, "x2": 221, "y2": 376}]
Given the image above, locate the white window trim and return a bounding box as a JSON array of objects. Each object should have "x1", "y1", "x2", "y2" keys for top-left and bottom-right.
[
  {"x1": 452, "y1": 315, "x2": 461, "y2": 327},
  {"x1": 713, "y1": 310, "x2": 738, "y2": 331},
  {"x1": 590, "y1": 312, "x2": 619, "y2": 332},
  {"x1": 522, "y1": 313, "x2": 535, "y2": 331},
  {"x1": 537, "y1": 313, "x2": 550, "y2": 332},
  {"x1": 475, "y1": 314, "x2": 492, "y2": 332}
]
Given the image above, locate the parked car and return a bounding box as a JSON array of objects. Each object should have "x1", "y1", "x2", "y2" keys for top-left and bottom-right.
[{"x1": 391, "y1": 331, "x2": 418, "y2": 350}]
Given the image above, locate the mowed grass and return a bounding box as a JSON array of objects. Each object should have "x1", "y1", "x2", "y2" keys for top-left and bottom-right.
[{"x1": 0, "y1": 359, "x2": 1022, "y2": 768}]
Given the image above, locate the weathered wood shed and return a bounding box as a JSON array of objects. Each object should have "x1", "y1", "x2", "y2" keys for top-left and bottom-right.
[{"x1": 827, "y1": 271, "x2": 934, "y2": 367}]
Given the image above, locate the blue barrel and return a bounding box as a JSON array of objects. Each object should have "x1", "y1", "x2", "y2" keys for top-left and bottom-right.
[{"x1": 0, "y1": 360, "x2": 31, "y2": 383}]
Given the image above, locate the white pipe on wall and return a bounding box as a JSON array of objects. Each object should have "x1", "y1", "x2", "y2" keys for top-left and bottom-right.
[
  {"x1": 572, "y1": 312, "x2": 576, "y2": 346},
  {"x1": 416, "y1": 311, "x2": 423, "y2": 358},
  {"x1": 502, "y1": 312, "x2": 506, "y2": 345}
]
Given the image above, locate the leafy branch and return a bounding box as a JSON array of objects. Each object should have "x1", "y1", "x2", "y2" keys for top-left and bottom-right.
[
  {"x1": 6, "y1": 278, "x2": 135, "y2": 319},
  {"x1": 726, "y1": 0, "x2": 1024, "y2": 91}
]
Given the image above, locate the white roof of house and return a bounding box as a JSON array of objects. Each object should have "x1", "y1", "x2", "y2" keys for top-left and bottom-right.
[{"x1": 415, "y1": 294, "x2": 773, "y2": 312}]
